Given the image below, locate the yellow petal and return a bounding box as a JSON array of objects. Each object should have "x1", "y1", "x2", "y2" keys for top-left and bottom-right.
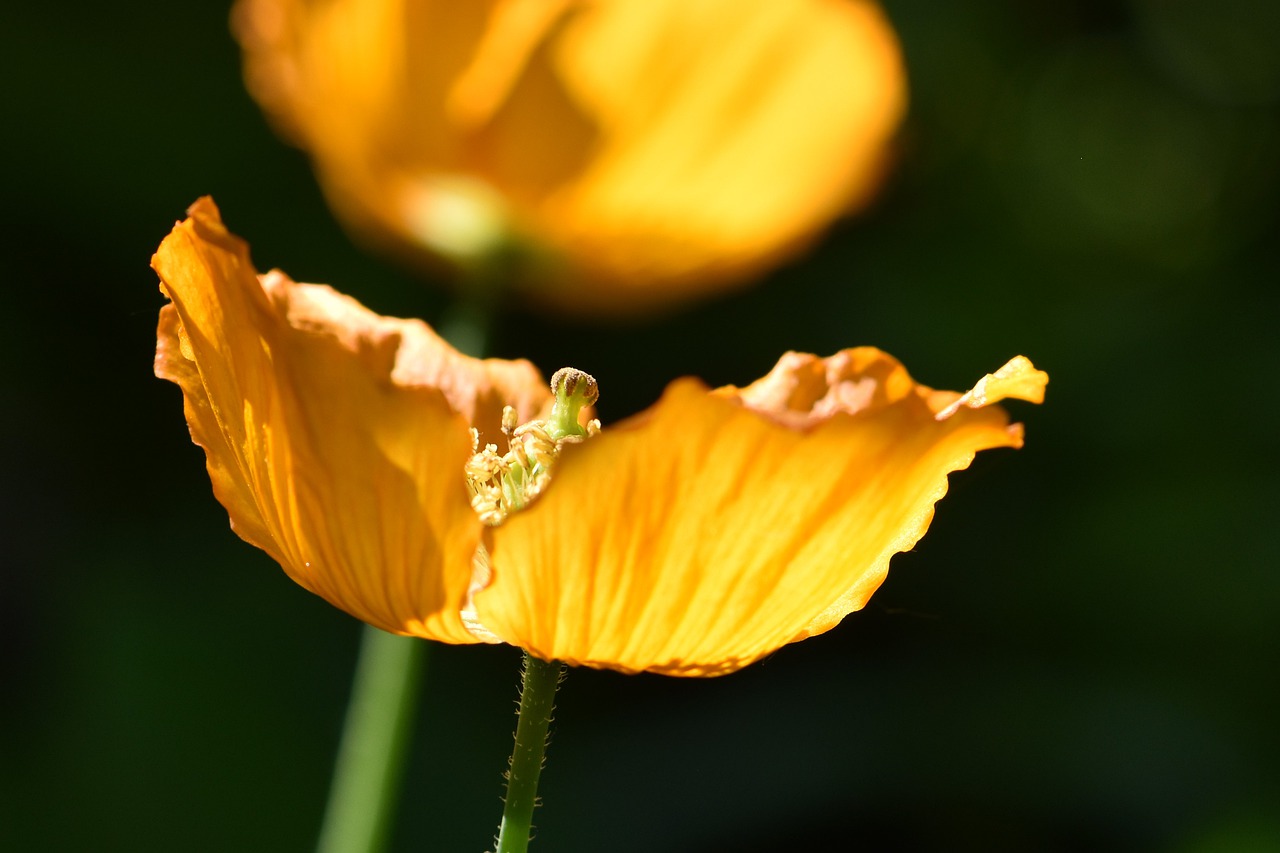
[
  {"x1": 481, "y1": 349, "x2": 1042, "y2": 676},
  {"x1": 233, "y1": 0, "x2": 906, "y2": 314},
  {"x1": 153, "y1": 198, "x2": 548, "y2": 642},
  {"x1": 933, "y1": 356, "x2": 1049, "y2": 420},
  {"x1": 536, "y1": 0, "x2": 907, "y2": 309},
  {"x1": 234, "y1": 0, "x2": 501, "y2": 249}
]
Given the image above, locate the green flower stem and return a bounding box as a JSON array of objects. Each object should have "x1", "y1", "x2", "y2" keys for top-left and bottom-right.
[
  {"x1": 316, "y1": 628, "x2": 424, "y2": 853},
  {"x1": 495, "y1": 653, "x2": 565, "y2": 853},
  {"x1": 315, "y1": 302, "x2": 491, "y2": 853}
]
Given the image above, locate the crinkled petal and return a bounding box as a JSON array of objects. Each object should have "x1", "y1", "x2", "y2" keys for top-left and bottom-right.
[
  {"x1": 153, "y1": 198, "x2": 548, "y2": 641},
  {"x1": 481, "y1": 349, "x2": 1044, "y2": 676}
]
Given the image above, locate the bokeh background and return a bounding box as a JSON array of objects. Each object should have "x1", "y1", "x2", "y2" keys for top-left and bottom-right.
[{"x1": 3, "y1": 1, "x2": 1278, "y2": 851}]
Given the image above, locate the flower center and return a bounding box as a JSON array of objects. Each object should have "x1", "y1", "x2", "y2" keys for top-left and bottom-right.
[{"x1": 465, "y1": 367, "x2": 600, "y2": 526}]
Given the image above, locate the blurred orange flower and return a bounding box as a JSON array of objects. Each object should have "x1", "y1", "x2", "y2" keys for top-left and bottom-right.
[
  {"x1": 154, "y1": 200, "x2": 1045, "y2": 676},
  {"x1": 233, "y1": 0, "x2": 907, "y2": 314}
]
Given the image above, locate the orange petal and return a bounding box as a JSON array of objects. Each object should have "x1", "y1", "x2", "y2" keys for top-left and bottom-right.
[
  {"x1": 233, "y1": 0, "x2": 906, "y2": 314},
  {"x1": 153, "y1": 198, "x2": 547, "y2": 642},
  {"x1": 234, "y1": 0, "x2": 503, "y2": 248},
  {"x1": 535, "y1": 0, "x2": 907, "y2": 309},
  {"x1": 481, "y1": 349, "x2": 1042, "y2": 676}
]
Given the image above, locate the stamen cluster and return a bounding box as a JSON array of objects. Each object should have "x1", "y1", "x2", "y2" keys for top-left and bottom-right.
[{"x1": 465, "y1": 369, "x2": 601, "y2": 526}]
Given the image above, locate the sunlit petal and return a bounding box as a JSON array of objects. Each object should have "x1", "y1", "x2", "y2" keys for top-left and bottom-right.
[
  {"x1": 153, "y1": 198, "x2": 546, "y2": 642},
  {"x1": 933, "y1": 356, "x2": 1049, "y2": 420},
  {"x1": 481, "y1": 349, "x2": 1042, "y2": 675}
]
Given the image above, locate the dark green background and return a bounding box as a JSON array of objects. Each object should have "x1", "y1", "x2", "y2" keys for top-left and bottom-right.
[{"x1": 3, "y1": 1, "x2": 1277, "y2": 850}]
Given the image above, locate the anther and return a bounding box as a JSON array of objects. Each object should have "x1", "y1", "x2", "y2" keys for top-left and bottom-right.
[{"x1": 463, "y1": 367, "x2": 604, "y2": 526}]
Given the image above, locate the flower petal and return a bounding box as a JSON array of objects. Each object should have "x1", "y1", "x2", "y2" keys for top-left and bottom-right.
[
  {"x1": 153, "y1": 198, "x2": 547, "y2": 642},
  {"x1": 480, "y1": 349, "x2": 1043, "y2": 676},
  {"x1": 932, "y1": 356, "x2": 1049, "y2": 420},
  {"x1": 233, "y1": 0, "x2": 906, "y2": 313},
  {"x1": 536, "y1": 0, "x2": 907, "y2": 308}
]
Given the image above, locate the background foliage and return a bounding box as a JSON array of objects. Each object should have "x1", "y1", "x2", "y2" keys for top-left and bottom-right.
[{"x1": 2, "y1": 1, "x2": 1277, "y2": 850}]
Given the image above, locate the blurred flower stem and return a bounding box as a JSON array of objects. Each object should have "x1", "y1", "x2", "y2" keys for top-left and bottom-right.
[
  {"x1": 316, "y1": 629, "x2": 425, "y2": 853},
  {"x1": 316, "y1": 302, "x2": 493, "y2": 853},
  {"x1": 494, "y1": 653, "x2": 565, "y2": 853}
]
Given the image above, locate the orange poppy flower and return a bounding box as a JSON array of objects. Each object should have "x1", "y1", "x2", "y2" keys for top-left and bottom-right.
[
  {"x1": 154, "y1": 199, "x2": 1046, "y2": 676},
  {"x1": 232, "y1": 0, "x2": 907, "y2": 314}
]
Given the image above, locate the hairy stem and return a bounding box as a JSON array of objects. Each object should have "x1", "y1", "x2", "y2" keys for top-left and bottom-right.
[{"x1": 494, "y1": 653, "x2": 565, "y2": 853}]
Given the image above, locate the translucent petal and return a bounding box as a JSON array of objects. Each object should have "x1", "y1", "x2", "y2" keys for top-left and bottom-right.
[
  {"x1": 153, "y1": 198, "x2": 548, "y2": 641},
  {"x1": 481, "y1": 349, "x2": 1042, "y2": 675}
]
